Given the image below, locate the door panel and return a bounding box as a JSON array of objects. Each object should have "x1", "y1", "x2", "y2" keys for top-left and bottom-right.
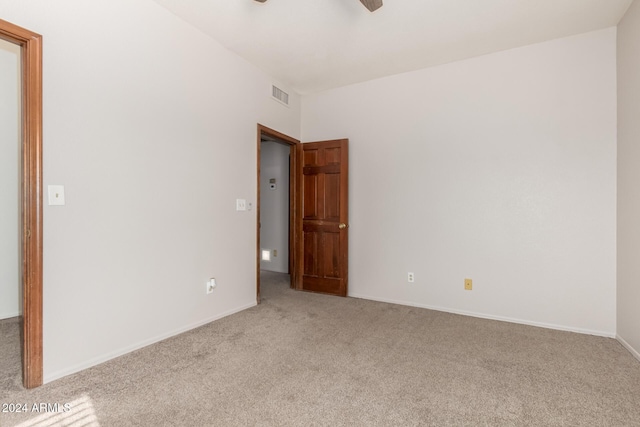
[
  {"x1": 325, "y1": 174, "x2": 340, "y2": 220},
  {"x1": 323, "y1": 231, "x2": 340, "y2": 278},
  {"x1": 300, "y1": 139, "x2": 348, "y2": 296},
  {"x1": 303, "y1": 174, "x2": 319, "y2": 218},
  {"x1": 303, "y1": 229, "x2": 318, "y2": 276}
]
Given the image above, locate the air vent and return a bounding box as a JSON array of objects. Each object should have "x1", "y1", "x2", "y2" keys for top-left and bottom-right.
[{"x1": 271, "y1": 84, "x2": 289, "y2": 107}]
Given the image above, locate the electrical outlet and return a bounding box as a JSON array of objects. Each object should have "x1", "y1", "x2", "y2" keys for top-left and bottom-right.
[
  {"x1": 464, "y1": 278, "x2": 472, "y2": 291},
  {"x1": 408, "y1": 272, "x2": 415, "y2": 283}
]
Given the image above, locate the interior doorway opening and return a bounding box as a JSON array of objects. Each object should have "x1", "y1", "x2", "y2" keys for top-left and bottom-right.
[
  {"x1": 0, "y1": 18, "x2": 44, "y2": 389},
  {"x1": 0, "y1": 35, "x2": 23, "y2": 391},
  {"x1": 256, "y1": 125, "x2": 300, "y2": 303},
  {"x1": 260, "y1": 139, "x2": 290, "y2": 273}
]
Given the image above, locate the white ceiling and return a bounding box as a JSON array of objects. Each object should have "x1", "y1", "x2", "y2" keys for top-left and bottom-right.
[{"x1": 153, "y1": 0, "x2": 633, "y2": 94}]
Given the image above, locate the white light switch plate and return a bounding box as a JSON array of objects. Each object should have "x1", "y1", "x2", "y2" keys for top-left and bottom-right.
[
  {"x1": 236, "y1": 199, "x2": 247, "y2": 211},
  {"x1": 48, "y1": 185, "x2": 65, "y2": 206}
]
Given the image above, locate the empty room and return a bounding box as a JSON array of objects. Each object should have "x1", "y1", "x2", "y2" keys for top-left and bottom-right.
[{"x1": 1, "y1": 0, "x2": 640, "y2": 425}]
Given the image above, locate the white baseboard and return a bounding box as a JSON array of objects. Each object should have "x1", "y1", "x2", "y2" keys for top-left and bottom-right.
[
  {"x1": 44, "y1": 301, "x2": 257, "y2": 384},
  {"x1": 0, "y1": 311, "x2": 20, "y2": 321},
  {"x1": 617, "y1": 335, "x2": 640, "y2": 363},
  {"x1": 348, "y1": 293, "x2": 616, "y2": 338}
]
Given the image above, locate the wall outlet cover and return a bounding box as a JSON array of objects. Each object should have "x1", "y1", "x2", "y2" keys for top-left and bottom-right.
[{"x1": 48, "y1": 185, "x2": 65, "y2": 206}]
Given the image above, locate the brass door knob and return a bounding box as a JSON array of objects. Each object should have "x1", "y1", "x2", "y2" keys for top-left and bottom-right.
[{"x1": 338, "y1": 223, "x2": 348, "y2": 229}]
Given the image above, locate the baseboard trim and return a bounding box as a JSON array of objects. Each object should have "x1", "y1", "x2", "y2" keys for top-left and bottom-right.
[
  {"x1": 44, "y1": 301, "x2": 257, "y2": 384},
  {"x1": 0, "y1": 311, "x2": 20, "y2": 321},
  {"x1": 348, "y1": 293, "x2": 615, "y2": 338},
  {"x1": 617, "y1": 335, "x2": 640, "y2": 363}
]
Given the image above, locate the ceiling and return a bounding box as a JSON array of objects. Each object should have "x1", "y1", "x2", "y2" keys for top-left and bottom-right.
[{"x1": 153, "y1": 0, "x2": 633, "y2": 95}]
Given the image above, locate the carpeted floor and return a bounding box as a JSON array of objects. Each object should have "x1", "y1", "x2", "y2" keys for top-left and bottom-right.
[
  {"x1": 1, "y1": 271, "x2": 640, "y2": 426},
  {"x1": 0, "y1": 316, "x2": 22, "y2": 393}
]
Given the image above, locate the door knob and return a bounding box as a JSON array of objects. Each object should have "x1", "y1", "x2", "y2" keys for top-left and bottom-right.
[{"x1": 339, "y1": 223, "x2": 348, "y2": 229}]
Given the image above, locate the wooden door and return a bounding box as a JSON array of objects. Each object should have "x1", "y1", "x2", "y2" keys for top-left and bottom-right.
[{"x1": 300, "y1": 139, "x2": 348, "y2": 296}]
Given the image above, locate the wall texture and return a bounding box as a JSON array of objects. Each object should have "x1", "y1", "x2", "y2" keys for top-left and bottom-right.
[
  {"x1": 0, "y1": 38, "x2": 21, "y2": 320},
  {"x1": 260, "y1": 141, "x2": 290, "y2": 273},
  {"x1": 0, "y1": 0, "x2": 300, "y2": 382},
  {"x1": 0, "y1": 0, "x2": 628, "y2": 382},
  {"x1": 617, "y1": 0, "x2": 640, "y2": 360},
  {"x1": 302, "y1": 28, "x2": 617, "y2": 336}
]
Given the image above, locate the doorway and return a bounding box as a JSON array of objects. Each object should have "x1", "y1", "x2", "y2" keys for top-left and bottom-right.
[
  {"x1": 0, "y1": 38, "x2": 21, "y2": 320},
  {"x1": 256, "y1": 125, "x2": 301, "y2": 303},
  {"x1": 0, "y1": 18, "x2": 44, "y2": 389},
  {"x1": 256, "y1": 125, "x2": 350, "y2": 301},
  {"x1": 0, "y1": 35, "x2": 22, "y2": 389},
  {"x1": 260, "y1": 139, "x2": 290, "y2": 273}
]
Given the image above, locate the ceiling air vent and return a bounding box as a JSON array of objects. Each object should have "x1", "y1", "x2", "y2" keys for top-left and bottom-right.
[{"x1": 271, "y1": 84, "x2": 289, "y2": 107}]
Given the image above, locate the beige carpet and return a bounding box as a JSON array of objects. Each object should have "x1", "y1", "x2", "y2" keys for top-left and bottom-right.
[
  {"x1": 0, "y1": 316, "x2": 22, "y2": 393},
  {"x1": 1, "y1": 271, "x2": 640, "y2": 426}
]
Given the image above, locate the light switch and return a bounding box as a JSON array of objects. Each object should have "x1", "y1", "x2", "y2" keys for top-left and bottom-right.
[
  {"x1": 236, "y1": 199, "x2": 247, "y2": 211},
  {"x1": 48, "y1": 185, "x2": 65, "y2": 206}
]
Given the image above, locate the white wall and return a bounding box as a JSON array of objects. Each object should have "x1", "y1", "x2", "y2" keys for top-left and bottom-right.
[
  {"x1": 302, "y1": 28, "x2": 617, "y2": 336},
  {"x1": 0, "y1": 0, "x2": 300, "y2": 382},
  {"x1": 0, "y1": 38, "x2": 21, "y2": 320},
  {"x1": 260, "y1": 141, "x2": 290, "y2": 273},
  {"x1": 617, "y1": 0, "x2": 640, "y2": 360}
]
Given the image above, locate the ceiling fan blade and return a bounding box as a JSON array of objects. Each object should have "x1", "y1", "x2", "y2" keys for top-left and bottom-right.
[
  {"x1": 255, "y1": 0, "x2": 382, "y2": 11},
  {"x1": 359, "y1": 0, "x2": 383, "y2": 12}
]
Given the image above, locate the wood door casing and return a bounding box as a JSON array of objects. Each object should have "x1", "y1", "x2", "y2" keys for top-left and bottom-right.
[
  {"x1": 0, "y1": 18, "x2": 43, "y2": 389},
  {"x1": 301, "y1": 139, "x2": 348, "y2": 296}
]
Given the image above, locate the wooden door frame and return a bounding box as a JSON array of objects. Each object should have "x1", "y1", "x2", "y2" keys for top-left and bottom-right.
[
  {"x1": 0, "y1": 19, "x2": 43, "y2": 388},
  {"x1": 256, "y1": 124, "x2": 301, "y2": 303}
]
